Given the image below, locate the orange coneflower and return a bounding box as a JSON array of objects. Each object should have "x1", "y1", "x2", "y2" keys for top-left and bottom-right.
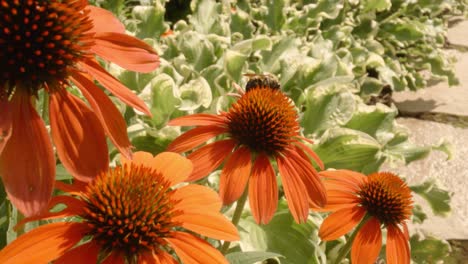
[
  {"x1": 318, "y1": 170, "x2": 413, "y2": 264},
  {"x1": 0, "y1": 151, "x2": 239, "y2": 264},
  {"x1": 167, "y1": 75, "x2": 327, "y2": 224},
  {"x1": 0, "y1": 0, "x2": 159, "y2": 216}
]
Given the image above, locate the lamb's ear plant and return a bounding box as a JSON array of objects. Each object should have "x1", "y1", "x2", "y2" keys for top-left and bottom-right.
[{"x1": 1, "y1": 0, "x2": 462, "y2": 263}]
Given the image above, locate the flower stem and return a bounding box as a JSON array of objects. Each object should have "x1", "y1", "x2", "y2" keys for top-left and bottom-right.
[
  {"x1": 41, "y1": 92, "x2": 49, "y2": 120},
  {"x1": 333, "y1": 215, "x2": 370, "y2": 264},
  {"x1": 220, "y1": 188, "x2": 248, "y2": 255}
]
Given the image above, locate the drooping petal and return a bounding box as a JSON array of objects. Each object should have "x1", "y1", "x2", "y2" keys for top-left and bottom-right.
[
  {"x1": 86, "y1": 6, "x2": 125, "y2": 33},
  {"x1": 0, "y1": 98, "x2": 12, "y2": 153},
  {"x1": 402, "y1": 222, "x2": 409, "y2": 240},
  {"x1": 173, "y1": 212, "x2": 239, "y2": 241},
  {"x1": 0, "y1": 91, "x2": 55, "y2": 216},
  {"x1": 293, "y1": 141, "x2": 324, "y2": 170},
  {"x1": 386, "y1": 225, "x2": 410, "y2": 264},
  {"x1": 172, "y1": 184, "x2": 222, "y2": 212},
  {"x1": 319, "y1": 170, "x2": 366, "y2": 192},
  {"x1": 15, "y1": 195, "x2": 86, "y2": 228},
  {"x1": 186, "y1": 139, "x2": 236, "y2": 181},
  {"x1": 318, "y1": 190, "x2": 360, "y2": 212},
  {"x1": 284, "y1": 148, "x2": 326, "y2": 208},
  {"x1": 139, "y1": 251, "x2": 159, "y2": 264},
  {"x1": 55, "y1": 180, "x2": 88, "y2": 194},
  {"x1": 54, "y1": 240, "x2": 101, "y2": 264},
  {"x1": 319, "y1": 206, "x2": 366, "y2": 241},
  {"x1": 249, "y1": 153, "x2": 278, "y2": 224},
  {"x1": 155, "y1": 251, "x2": 178, "y2": 264},
  {"x1": 49, "y1": 90, "x2": 109, "y2": 182},
  {"x1": 166, "y1": 232, "x2": 228, "y2": 264},
  {"x1": 351, "y1": 218, "x2": 382, "y2": 264},
  {"x1": 276, "y1": 155, "x2": 309, "y2": 224},
  {"x1": 71, "y1": 71, "x2": 132, "y2": 159},
  {"x1": 166, "y1": 126, "x2": 228, "y2": 153},
  {"x1": 151, "y1": 152, "x2": 193, "y2": 186},
  {"x1": 0, "y1": 222, "x2": 89, "y2": 264},
  {"x1": 219, "y1": 146, "x2": 252, "y2": 205},
  {"x1": 80, "y1": 59, "x2": 151, "y2": 115},
  {"x1": 168, "y1": 114, "x2": 228, "y2": 127},
  {"x1": 91, "y1": 32, "x2": 159, "y2": 73},
  {"x1": 102, "y1": 252, "x2": 125, "y2": 264}
]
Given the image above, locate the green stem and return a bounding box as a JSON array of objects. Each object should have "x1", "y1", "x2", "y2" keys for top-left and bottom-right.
[
  {"x1": 220, "y1": 188, "x2": 249, "y2": 255},
  {"x1": 41, "y1": 92, "x2": 49, "y2": 120},
  {"x1": 333, "y1": 215, "x2": 371, "y2": 264}
]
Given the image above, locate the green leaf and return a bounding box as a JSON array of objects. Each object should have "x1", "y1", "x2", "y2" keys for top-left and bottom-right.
[
  {"x1": 224, "y1": 50, "x2": 247, "y2": 82},
  {"x1": 177, "y1": 77, "x2": 212, "y2": 111},
  {"x1": 410, "y1": 234, "x2": 450, "y2": 263},
  {"x1": 302, "y1": 85, "x2": 356, "y2": 136},
  {"x1": 411, "y1": 180, "x2": 452, "y2": 217},
  {"x1": 314, "y1": 128, "x2": 381, "y2": 172},
  {"x1": 239, "y1": 209, "x2": 321, "y2": 264},
  {"x1": 139, "y1": 74, "x2": 180, "y2": 127},
  {"x1": 345, "y1": 103, "x2": 397, "y2": 141},
  {"x1": 132, "y1": 4, "x2": 167, "y2": 38},
  {"x1": 363, "y1": 0, "x2": 391, "y2": 12},
  {"x1": 225, "y1": 251, "x2": 283, "y2": 264},
  {"x1": 265, "y1": 0, "x2": 285, "y2": 31}
]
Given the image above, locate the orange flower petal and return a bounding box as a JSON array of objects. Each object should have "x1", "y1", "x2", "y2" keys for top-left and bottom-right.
[
  {"x1": 49, "y1": 90, "x2": 109, "y2": 182},
  {"x1": 102, "y1": 251, "x2": 125, "y2": 264},
  {"x1": 0, "y1": 98, "x2": 12, "y2": 153},
  {"x1": 173, "y1": 212, "x2": 239, "y2": 241},
  {"x1": 0, "y1": 92, "x2": 55, "y2": 216},
  {"x1": 167, "y1": 125, "x2": 228, "y2": 153},
  {"x1": 402, "y1": 222, "x2": 410, "y2": 240},
  {"x1": 80, "y1": 59, "x2": 151, "y2": 115},
  {"x1": 386, "y1": 225, "x2": 410, "y2": 264},
  {"x1": 319, "y1": 170, "x2": 366, "y2": 192},
  {"x1": 219, "y1": 146, "x2": 252, "y2": 205},
  {"x1": 91, "y1": 32, "x2": 159, "y2": 73},
  {"x1": 139, "y1": 251, "x2": 159, "y2": 264},
  {"x1": 276, "y1": 155, "x2": 309, "y2": 223},
  {"x1": 186, "y1": 139, "x2": 236, "y2": 181},
  {"x1": 166, "y1": 232, "x2": 228, "y2": 264},
  {"x1": 293, "y1": 141, "x2": 324, "y2": 170},
  {"x1": 351, "y1": 218, "x2": 382, "y2": 264},
  {"x1": 168, "y1": 114, "x2": 228, "y2": 127},
  {"x1": 319, "y1": 206, "x2": 366, "y2": 241},
  {"x1": 86, "y1": 6, "x2": 125, "y2": 33},
  {"x1": 172, "y1": 184, "x2": 222, "y2": 212},
  {"x1": 15, "y1": 195, "x2": 86, "y2": 228},
  {"x1": 249, "y1": 153, "x2": 278, "y2": 224},
  {"x1": 319, "y1": 190, "x2": 360, "y2": 212},
  {"x1": 120, "y1": 151, "x2": 154, "y2": 167},
  {"x1": 151, "y1": 152, "x2": 193, "y2": 186},
  {"x1": 284, "y1": 148, "x2": 327, "y2": 208},
  {"x1": 54, "y1": 241, "x2": 100, "y2": 264},
  {"x1": 0, "y1": 222, "x2": 89, "y2": 264},
  {"x1": 71, "y1": 71, "x2": 132, "y2": 159},
  {"x1": 155, "y1": 250, "x2": 178, "y2": 264}
]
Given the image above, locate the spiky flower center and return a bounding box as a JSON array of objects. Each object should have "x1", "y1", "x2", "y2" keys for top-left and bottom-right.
[
  {"x1": 81, "y1": 164, "x2": 178, "y2": 258},
  {"x1": 0, "y1": 0, "x2": 93, "y2": 95},
  {"x1": 227, "y1": 87, "x2": 299, "y2": 155},
  {"x1": 358, "y1": 172, "x2": 413, "y2": 226}
]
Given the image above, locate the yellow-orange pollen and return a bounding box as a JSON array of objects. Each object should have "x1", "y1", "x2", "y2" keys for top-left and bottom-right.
[
  {"x1": 81, "y1": 164, "x2": 178, "y2": 256},
  {"x1": 0, "y1": 0, "x2": 93, "y2": 95},
  {"x1": 358, "y1": 172, "x2": 413, "y2": 226},
  {"x1": 227, "y1": 87, "x2": 299, "y2": 155}
]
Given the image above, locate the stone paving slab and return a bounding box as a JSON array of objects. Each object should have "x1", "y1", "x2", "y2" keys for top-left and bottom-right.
[
  {"x1": 393, "y1": 20, "x2": 468, "y2": 117},
  {"x1": 383, "y1": 118, "x2": 468, "y2": 239}
]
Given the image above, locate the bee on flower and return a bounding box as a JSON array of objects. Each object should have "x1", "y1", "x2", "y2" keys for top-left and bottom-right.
[{"x1": 167, "y1": 73, "x2": 327, "y2": 224}]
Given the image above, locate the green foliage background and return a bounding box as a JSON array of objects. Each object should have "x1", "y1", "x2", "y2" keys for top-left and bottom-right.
[{"x1": 2, "y1": 0, "x2": 467, "y2": 262}]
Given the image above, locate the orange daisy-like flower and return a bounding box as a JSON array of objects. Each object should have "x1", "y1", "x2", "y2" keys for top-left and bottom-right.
[
  {"x1": 167, "y1": 78, "x2": 326, "y2": 224},
  {"x1": 0, "y1": 0, "x2": 159, "y2": 216},
  {"x1": 0, "y1": 152, "x2": 239, "y2": 264},
  {"x1": 318, "y1": 170, "x2": 413, "y2": 264}
]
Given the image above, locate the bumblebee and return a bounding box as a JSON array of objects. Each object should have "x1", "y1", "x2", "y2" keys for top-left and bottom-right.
[{"x1": 244, "y1": 73, "x2": 281, "y2": 92}]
